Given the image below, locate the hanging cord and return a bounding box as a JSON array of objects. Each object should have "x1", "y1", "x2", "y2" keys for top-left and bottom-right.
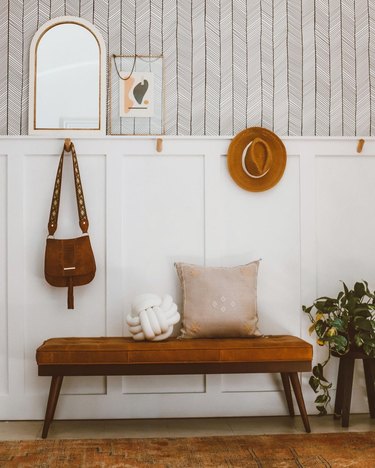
[
  {"x1": 112, "y1": 55, "x2": 163, "y2": 80},
  {"x1": 113, "y1": 54, "x2": 137, "y2": 80}
]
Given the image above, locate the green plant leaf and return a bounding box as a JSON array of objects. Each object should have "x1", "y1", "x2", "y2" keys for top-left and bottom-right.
[
  {"x1": 319, "y1": 297, "x2": 338, "y2": 306},
  {"x1": 363, "y1": 346, "x2": 375, "y2": 357},
  {"x1": 347, "y1": 297, "x2": 359, "y2": 314},
  {"x1": 316, "y1": 405, "x2": 327, "y2": 416},
  {"x1": 315, "y1": 321, "x2": 328, "y2": 337},
  {"x1": 354, "y1": 309, "x2": 372, "y2": 318},
  {"x1": 354, "y1": 282, "x2": 366, "y2": 298},
  {"x1": 354, "y1": 334, "x2": 364, "y2": 347},
  {"x1": 312, "y1": 364, "x2": 328, "y2": 382},
  {"x1": 357, "y1": 331, "x2": 371, "y2": 344},
  {"x1": 312, "y1": 365, "x2": 321, "y2": 379},
  {"x1": 309, "y1": 376, "x2": 320, "y2": 393},
  {"x1": 305, "y1": 280, "x2": 375, "y2": 416},
  {"x1": 355, "y1": 317, "x2": 373, "y2": 331},
  {"x1": 315, "y1": 394, "x2": 329, "y2": 404},
  {"x1": 314, "y1": 301, "x2": 331, "y2": 313},
  {"x1": 330, "y1": 318, "x2": 346, "y2": 332},
  {"x1": 355, "y1": 305, "x2": 374, "y2": 312},
  {"x1": 315, "y1": 295, "x2": 339, "y2": 302},
  {"x1": 363, "y1": 344, "x2": 374, "y2": 356},
  {"x1": 330, "y1": 335, "x2": 348, "y2": 350},
  {"x1": 334, "y1": 335, "x2": 347, "y2": 345},
  {"x1": 363, "y1": 281, "x2": 375, "y2": 299},
  {"x1": 364, "y1": 339, "x2": 375, "y2": 347}
]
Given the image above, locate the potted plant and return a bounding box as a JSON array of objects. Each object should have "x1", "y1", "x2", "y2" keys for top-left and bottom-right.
[{"x1": 303, "y1": 281, "x2": 375, "y2": 414}]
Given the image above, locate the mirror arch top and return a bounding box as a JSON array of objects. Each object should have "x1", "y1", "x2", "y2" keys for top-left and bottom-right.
[{"x1": 29, "y1": 16, "x2": 107, "y2": 136}]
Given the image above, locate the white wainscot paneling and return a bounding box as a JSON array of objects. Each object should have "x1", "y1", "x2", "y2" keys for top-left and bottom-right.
[
  {"x1": 24, "y1": 153, "x2": 107, "y2": 397},
  {"x1": 2, "y1": 136, "x2": 375, "y2": 420},
  {"x1": 0, "y1": 155, "x2": 7, "y2": 395},
  {"x1": 316, "y1": 154, "x2": 375, "y2": 413},
  {"x1": 317, "y1": 155, "x2": 375, "y2": 290},
  {"x1": 123, "y1": 375, "x2": 205, "y2": 394},
  {"x1": 218, "y1": 154, "x2": 301, "y2": 392},
  {"x1": 121, "y1": 154, "x2": 205, "y2": 394},
  {"x1": 218, "y1": 154, "x2": 301, "y2": 334}
]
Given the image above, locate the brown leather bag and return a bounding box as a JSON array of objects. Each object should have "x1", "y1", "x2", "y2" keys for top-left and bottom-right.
[{"x1": 44, "y1": 140, "x2": 96, "y2": 309}]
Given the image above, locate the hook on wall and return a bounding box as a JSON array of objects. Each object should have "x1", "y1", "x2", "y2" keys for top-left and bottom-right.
[
  {"x1": 357, "y1": 138, "x2": 365, "y2": 154},
  {"x1": 64, "y1": 138, "x2": 72, "y2": 152},
  {"x1": 156, "y1": 138, "x2": 163, "y2": 153}
]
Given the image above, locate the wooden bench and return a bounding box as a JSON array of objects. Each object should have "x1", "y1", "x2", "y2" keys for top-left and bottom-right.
[{"x1": 36, "y1": 335, "x2": 313, "y2": 438}]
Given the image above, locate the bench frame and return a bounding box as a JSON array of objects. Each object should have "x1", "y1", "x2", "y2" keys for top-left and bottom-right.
[{"x1": 39, "y1": 360, "x2": 311, "y2": 438}]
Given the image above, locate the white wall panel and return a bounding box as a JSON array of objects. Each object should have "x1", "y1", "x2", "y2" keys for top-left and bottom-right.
[
  {"x1": 317, "y1": 155, "x2": 375, "y2": 292},
  {"x1": 23, "y1": 153, "x2": 107, "y2": 396},
  {"x1": 0, "y1": 155, "x2": 7, "y2": 395},
  {"x1": 1, "y1": 136, "x2": 375, "y2": 419},
  {"x1": 123, "y1": 375, "x2": 205, "y2": 394},
  {"x1": 121, "y1": 154, "x2": 205, "y2": 393},
  {"x1": 316, "y1": 154, "x2": 375, "y2": 413},
  {"x1": 219, "y1": 155, "x2": 301, "y2": 392},
  {"x1": 218, "y1": 155, "x2": 301, "y2": 335},
  {"x1": 221, "y1": 374, "x2": 283, "y2": 393},
  {"x1": 121, "y1": 154, "x2": 205, "y2": 323}
]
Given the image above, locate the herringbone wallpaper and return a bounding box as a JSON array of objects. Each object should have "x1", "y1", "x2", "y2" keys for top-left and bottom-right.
[{"x1": 1, "y1": 0, "x2": 374, "y2": 136}]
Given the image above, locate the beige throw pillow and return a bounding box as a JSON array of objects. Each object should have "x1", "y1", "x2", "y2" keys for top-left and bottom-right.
[{"x1": 175, "y1": 260, "x2": 261, "y2": 339}]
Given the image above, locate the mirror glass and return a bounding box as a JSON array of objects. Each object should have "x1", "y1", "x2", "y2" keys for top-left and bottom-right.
[{"x1": 34, "y1": 22, "x2": 101, "y2": 130}]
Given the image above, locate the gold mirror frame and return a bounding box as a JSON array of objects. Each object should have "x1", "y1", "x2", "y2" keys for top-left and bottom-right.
[{"x1": 28, "y1": 16, "x2": 106, "y2": 136}]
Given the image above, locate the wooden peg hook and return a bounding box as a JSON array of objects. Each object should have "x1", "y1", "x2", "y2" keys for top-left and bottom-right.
[
  {"x1": 156, "y1": 138, "x2": 163, "y2": 153},
  {"x1": 357, "y1": 138, "x2": 365, "y2": 154},
  {"x1": 64, "y1": 138, "x2": 72, "y2": 152}
]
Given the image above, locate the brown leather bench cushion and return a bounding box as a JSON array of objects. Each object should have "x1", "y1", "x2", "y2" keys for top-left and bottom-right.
[{"x1": 36, "y1": 335, "x2": 312, "y2": 366}]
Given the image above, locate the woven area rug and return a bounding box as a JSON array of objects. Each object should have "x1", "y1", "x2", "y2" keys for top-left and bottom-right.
[{"x1": 1, "y1": 433, "x2": 375, "y2": 467}]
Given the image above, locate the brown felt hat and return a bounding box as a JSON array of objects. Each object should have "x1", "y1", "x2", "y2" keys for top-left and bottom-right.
[{"x1": 227, "y1": 127, "x2": 287, "y2": 192}]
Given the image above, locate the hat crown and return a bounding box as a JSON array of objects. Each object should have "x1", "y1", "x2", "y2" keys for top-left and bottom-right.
[
  {"x1": 227, "y1": 126, "x2": 287, "y2": 192},
  {"x1": 244, "y1": 137, "x2": 273, "y2": 178}
]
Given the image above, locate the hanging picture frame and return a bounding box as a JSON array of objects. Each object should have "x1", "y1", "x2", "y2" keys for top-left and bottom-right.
[{"x1": 109, "y1": 54, "x2": 164, "y2": 135}]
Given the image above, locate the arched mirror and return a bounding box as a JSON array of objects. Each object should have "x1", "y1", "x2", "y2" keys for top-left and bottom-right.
[{"x1": 29, "y1": 16, "x2": 106, "y2": 135}]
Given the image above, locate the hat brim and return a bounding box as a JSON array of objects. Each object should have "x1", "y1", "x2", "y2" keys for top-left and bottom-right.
[{"x1": 227, "y1": 127, "x2": 287, "y2": 192}]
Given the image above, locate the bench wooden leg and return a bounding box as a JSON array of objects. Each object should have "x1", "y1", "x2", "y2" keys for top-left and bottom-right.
[
  {"x1": 281, "y1": 373, "x2": 294, "y2": 416},
  {"x1": 41, "y1": 375, "x2": 63, "y2": 439},
  {"x1": 289, "y1": 372, "x2": 311, "y2": 433},
  {"x1": 363, "y1": 359, "x2": 375, "y2": 419}
]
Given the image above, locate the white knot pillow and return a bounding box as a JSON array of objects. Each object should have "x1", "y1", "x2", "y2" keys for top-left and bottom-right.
[{"x1": 126, "y1": 293, "x2": 180, "y2": 341}]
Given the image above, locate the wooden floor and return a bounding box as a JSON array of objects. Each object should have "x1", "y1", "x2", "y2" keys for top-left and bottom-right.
[{"x1": 0, "y1": 415, "x2": 374, "y2": 440}]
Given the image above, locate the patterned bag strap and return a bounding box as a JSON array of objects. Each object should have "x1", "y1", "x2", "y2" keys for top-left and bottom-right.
[{"x1": 48, "y1": 140, "x2": 89, "y2": 236}]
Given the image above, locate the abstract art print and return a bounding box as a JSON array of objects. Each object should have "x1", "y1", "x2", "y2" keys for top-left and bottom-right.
[
  {"x1": 110, "y1": 55, "x2": 164, "y2": 135},
  {"x1": 119, "y1": 72, "x2": 154, "y2": 118}
]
